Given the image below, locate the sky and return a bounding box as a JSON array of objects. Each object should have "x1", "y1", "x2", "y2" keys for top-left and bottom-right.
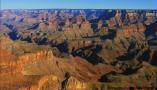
[{"x1": 1, "y1": 0, "x2": 157, "y2": 9}]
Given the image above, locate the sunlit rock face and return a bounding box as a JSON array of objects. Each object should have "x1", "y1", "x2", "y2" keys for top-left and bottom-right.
[
  {"x1": 76, "y1": 15, "x2": 84, "y2": 26},
  {"x1": 0, "y1": 9, "x2": 157, "y2": 90},
  {"x1": 48, "y1": 20, "x2": 57, "y2": 31},
  {"x1": 65, "y1": 76, "x2": 88, "y2": 90}
]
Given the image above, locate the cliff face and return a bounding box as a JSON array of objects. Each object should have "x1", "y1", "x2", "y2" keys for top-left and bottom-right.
[
  {"x1": 0, "y1": 48, "x2": 18, "y2": 74},
  {"x1": 65, "y1": 76, "x2": 88, "y2": 90}
]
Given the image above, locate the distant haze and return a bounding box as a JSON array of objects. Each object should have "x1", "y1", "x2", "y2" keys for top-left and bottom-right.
[{"x1": 1, "y1": 0, "x2": 157, "y2": 9}]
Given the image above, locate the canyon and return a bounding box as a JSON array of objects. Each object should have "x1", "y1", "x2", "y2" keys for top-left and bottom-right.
[{"x1": 0, "y1": 9, "x2": 157, "y2": 90}]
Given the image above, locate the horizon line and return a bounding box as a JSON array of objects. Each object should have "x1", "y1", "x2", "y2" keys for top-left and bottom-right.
[{"x1": 1, "y1": 8, "x2": 157, "y2": 10}]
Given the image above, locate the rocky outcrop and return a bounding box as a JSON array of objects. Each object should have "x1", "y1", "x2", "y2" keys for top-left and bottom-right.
[
  {"x1": 37, "y1": 75, "x2": 60, "y2": 90},
  {"x1": 65, "y1": 76, "x2": 88, "y2": 90}
]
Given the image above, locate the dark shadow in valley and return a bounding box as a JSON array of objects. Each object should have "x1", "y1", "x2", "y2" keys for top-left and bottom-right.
[
  {"x1": 27, "y1": 23, "x2": 39, "y2": 30},
  {"x1": 145, "y1": 21, "x2": 157, "y2": 36},
  {"x1": 8, "y1": 30, "x2": 18, "y2": 40},
  {"x1": 151, "y1": 52, "x2": 157, "y2": 66},
  {"x1": 56, "y1": 41, "x2": 69, "y2": 54},
  {"x1": 116, "y1": 51, "x2": 138, "y2": 61},
  {"x1": 100, "y1": 29, "x2": 116, "y2": 40},
  {"x1": 72, "y1": 45, "x2": 103, "y2": 64},
  {"x1": 137, "y1": 49, "x2": 151, "y2": 62}
]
